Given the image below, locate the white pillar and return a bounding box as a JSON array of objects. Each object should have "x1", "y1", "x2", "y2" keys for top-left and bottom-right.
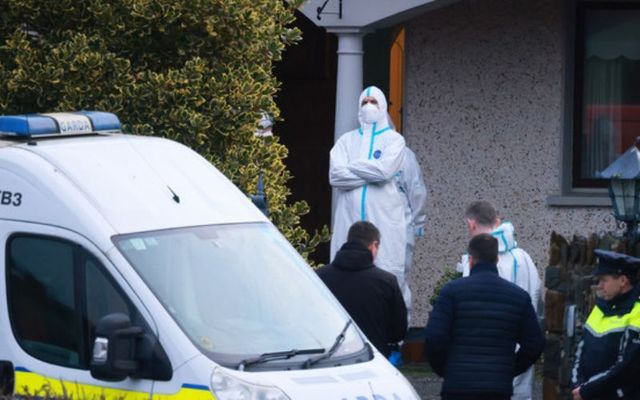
[
  {"x1": 331, "y1": 30, "x2": 365, "y2": 142},
  {"x1": 329, "y1": 29, "x2": 366, "y2": 227}
]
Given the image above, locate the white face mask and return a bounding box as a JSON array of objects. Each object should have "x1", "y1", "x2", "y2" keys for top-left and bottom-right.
[{"x1": 361, "y1": 103, "x2": 381, "y2": 124}]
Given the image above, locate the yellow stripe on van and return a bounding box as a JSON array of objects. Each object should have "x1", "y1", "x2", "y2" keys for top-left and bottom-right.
[
  {"x1": 585, "y1": 302, "x2": 640, "y2": 336},
  {"x1": 15, "y1": 369, "x2": 215, "y2": 400},
  {"x1": 15, "y1": 369, "x2": 150, "y2": 399}
]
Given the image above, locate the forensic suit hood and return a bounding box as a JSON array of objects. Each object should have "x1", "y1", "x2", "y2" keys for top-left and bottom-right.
[
  {"x1": 459, "y1": 222, "x2": 541, "y2": 310},
  {"x1": 329, "y1": 86, "x2": 408, "y2": 295}
]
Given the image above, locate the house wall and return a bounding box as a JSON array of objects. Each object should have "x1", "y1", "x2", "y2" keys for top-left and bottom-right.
[{"x1": 404, "y1": 0, "x2": 612, "y2": 325}]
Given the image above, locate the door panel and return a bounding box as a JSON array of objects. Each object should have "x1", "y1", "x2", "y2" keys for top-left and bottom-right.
[{"x1": 0, "y1": 221, "x2": 155, "y2": 399}]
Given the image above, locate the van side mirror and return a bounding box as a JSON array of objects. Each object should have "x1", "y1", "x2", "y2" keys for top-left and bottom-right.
[
  {"x1": 90, "y1": 313, "x2": 173, "y2": 382},
  {"x1": 90, "y1": 313, "x2": 141, "y2": 381}
]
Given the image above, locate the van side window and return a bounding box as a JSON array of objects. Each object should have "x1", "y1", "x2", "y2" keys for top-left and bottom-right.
[
  {"x1": 7, "y1": 235, "x2": 146, "y2": 370},
  {"x1": 83, "y1": 257, "x2": 142, "y2": 340}
]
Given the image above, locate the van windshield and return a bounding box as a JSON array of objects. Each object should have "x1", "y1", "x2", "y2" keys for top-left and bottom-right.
[{"x1": 113, "y1": 223, "x2": 367, "y2": 369}]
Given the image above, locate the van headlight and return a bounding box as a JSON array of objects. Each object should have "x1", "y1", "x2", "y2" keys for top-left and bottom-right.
[{"x1": 211, "y1": 367, "x2": 291, "y2": 400}]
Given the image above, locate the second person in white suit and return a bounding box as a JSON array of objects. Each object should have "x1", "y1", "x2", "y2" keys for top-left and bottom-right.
[{"x1": 396, "y1": 147, "x2": 427, "y2": 323}]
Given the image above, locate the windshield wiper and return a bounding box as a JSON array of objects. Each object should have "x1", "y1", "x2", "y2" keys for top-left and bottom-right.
[
  {"x1": 237, "y1": 348, "x2": 325, "y2": 371},
  {"x1": 303, "y1": 319, "x2": 353, "y2": 369}
]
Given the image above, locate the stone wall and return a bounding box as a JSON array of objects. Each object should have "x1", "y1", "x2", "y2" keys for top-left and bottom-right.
[{"x1": 543, "y1": 231, "x2": 632, "y2": 399}]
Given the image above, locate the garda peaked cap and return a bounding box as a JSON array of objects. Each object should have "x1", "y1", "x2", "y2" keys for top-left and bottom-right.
[{"x1": 593, "y1": 249, "x2": 640, "y2": 277}]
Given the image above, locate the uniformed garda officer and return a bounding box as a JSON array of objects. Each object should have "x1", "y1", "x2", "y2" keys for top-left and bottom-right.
[{"x1": 571, "y1": 249, "x2": 640, "y2": 400}]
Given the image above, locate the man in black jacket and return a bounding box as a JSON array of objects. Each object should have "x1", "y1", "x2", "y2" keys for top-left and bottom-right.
[
  {"x1": 317, "y1": 221, "x2": 407, "y2": 357},
  {"x1": 424, "y1": 234, "x2": 545, "y2": 400}
]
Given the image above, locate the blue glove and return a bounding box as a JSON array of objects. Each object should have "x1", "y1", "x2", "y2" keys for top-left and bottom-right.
[{"x1": 388, "y1": 350, "x2": 403, "y2": 367}]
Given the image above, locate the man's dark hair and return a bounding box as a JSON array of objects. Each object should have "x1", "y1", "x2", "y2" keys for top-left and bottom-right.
[
  {"x1": 347, "y1": 221, "x2": 381, "y2": 248},
  {"x1": 468, "y1": 234, "x2": 499, "y2": 265},
  {"x1": 465, "y1": 201, "x2": 498, "y2": 227}
]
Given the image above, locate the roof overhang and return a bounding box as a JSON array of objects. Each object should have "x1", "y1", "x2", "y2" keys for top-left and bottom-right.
[{"x1": 296, "y1": 0, "x2": 461, "y2": 31}]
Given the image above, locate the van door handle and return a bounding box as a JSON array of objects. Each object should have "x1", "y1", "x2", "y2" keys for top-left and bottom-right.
[{"x1": 0, "y1": 361, "x2": 14, "y2": 396}]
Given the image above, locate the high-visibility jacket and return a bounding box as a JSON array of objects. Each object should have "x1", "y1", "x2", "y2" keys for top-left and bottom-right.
[{"x1": 572, "y1": 285, "x2": 640, "y2": 399}]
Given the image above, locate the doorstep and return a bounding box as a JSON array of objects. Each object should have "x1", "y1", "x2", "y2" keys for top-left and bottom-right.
[{"x1": 401, "y1": 327, "x2": 426, "y2": 364}]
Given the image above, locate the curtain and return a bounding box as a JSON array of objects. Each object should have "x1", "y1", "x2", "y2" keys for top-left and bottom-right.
[
  {"x1": 581, "y1": 56, "x2": 624, "y2": 179},
  {"x1": 579, "y1": 9, "x2": 640, "y2": 180}
]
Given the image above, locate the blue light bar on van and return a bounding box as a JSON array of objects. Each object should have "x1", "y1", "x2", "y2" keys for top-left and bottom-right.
[{"x1": 0, "y1": 111, "x2": 121, "y2": 137}]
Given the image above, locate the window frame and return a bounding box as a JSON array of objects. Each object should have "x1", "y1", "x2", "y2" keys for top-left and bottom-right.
[
  {"x1": 571, "y1": 1, "x2": 640, "y2": 189},
  {"x1": 5, "y1": 233, "x2": 142, "y2": 370},
  {"x1": 550, "y1": 0, "x2": 640, "y2": 206}
]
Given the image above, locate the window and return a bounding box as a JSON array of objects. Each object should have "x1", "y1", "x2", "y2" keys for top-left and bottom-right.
[
  {"x1": 6, "y1": 235, "x2": 144, "y2": 369},
  {"x1": 573, "y1": 3, "x2": 640, "y2": 188}
]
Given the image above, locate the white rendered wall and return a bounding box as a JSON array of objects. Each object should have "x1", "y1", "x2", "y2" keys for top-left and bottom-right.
[{"x1": 403, "y1": 0, "x2": 613, "y2": 325}]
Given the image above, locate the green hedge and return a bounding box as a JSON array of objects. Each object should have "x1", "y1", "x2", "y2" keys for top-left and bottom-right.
[
  {"x1": 429, "y1": 268, "x2": 462, "y2": 306},
  {"x1": 0, "y1": 0, "x2": 329, "y2": 261}
]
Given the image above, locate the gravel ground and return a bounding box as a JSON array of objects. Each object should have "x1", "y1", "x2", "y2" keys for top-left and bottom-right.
[{"x1": 402, "y1": 363, "x2": 543, "y2": 400}]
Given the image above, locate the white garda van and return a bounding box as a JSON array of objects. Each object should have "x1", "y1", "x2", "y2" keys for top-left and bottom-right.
[{"x1": 0, "y1": 112, "x2": 419, "y2": 400}]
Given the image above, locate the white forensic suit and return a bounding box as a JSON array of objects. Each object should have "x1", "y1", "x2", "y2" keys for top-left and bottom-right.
[
  {"x1": 397, "y1": 147, "x2": 427, "y2": 322},
  {"x1": 457, "y1": 221, "x2": 541, "y2": 400},
  {"x1": 330, "y1": 86, "x2": 407, "y2": 288}
]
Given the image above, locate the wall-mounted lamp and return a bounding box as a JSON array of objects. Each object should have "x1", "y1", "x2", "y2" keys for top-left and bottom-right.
[{"x1": 599, "y1": 137, "x2": 640, "y2": 245}]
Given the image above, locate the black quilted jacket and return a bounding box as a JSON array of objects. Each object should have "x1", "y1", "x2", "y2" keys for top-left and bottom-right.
[{"x1": 424, "y1": 262, "x2": 545, "y2": 397}]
